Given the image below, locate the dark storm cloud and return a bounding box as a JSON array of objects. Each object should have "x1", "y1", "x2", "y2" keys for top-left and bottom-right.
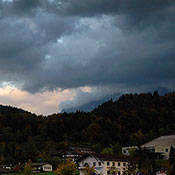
[
  {"x1": 17, "y1": 0, "x2": 174, "y2": 31},
  {"x1": 1, "y1": 0, "x2": 173, "y2": 19},
  {"x1": 0, "y1": 11, "x2": 77, "y2": 91},
  {"x1": 0, "y1": 0, "x2": 174, "y2": 95},
  {"x1": 60, "y1": 0, "x2": 172, "y2": 18}
]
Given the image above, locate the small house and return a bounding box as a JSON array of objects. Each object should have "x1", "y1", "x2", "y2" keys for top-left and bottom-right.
[
  {"x1": 122, "y1": 146, "x2": 138, "y2": 156},
  {"x1": 0, "y1": 165, "x2": 12, "y2": 174},
  {"x1": 58, "y1": 146, "x2": 94, "y2": 162},
  {"x1": 31, "y1": 163, "x2": 52, "y2": 172}
]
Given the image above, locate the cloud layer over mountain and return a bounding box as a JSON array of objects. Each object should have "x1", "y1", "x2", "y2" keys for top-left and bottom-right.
[{"x1": 0, "y1": 0, "x2": 174, "y2": 113}]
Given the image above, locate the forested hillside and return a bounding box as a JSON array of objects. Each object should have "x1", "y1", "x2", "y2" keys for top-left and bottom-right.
[{"x1": 0, "y1": 91, "x2": 175, "y2": 164}]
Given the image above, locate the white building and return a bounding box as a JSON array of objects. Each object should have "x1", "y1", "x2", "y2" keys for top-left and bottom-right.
[
  {"x1": 122, "y1": 146, "x2": 138, "y2": 156},
  {"x1": 31, "y1": 163, "x2": 53, "y2": 172},
  {"x1": 156, "y1": 170, "x2": 167, "y2": 175},
  {"x1": 79, "y1": 153, "x2": 138, "y2": 175},
  {"x1": 141, "y1": 135, "x2": 175, "y2": 159}
]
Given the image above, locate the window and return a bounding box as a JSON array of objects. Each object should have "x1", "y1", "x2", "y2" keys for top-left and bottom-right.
[
  {"x1": 99, "y1": 162, "x2": 101, "y2": 166},
  {"x1": 107, "y1": 162, "x2": 110, "y2": 166},
  {"x1": 93, "y1": 162, "x2": 96, "y2": 166},
  {"x1": 165, "y1": 148, "x2": 169, "y2": 152},
  {"x1": 123, "y1": 163, "x2": 126, "y2": 166},
  {"x1": 123, "y1": 150, "x2": 127, "y2": 153},
  {"x1": 44, "y1": 166, "x2": 51, "y2": 169},
  {"x1": 118, "y1": 171, "x2": 121, "y2": 175},
  {"x1": 112, "y1": 162, "x2": 115, "y2": 166},
  {"x1": 118, "y1": 162, "x2": 120, "y2": 166},
  {"x1": 149, "y1": 147, "x2": 155, "y2": 153},
  {"x1": 107, "y1": 170, "x2": 110, "y2": 174}
]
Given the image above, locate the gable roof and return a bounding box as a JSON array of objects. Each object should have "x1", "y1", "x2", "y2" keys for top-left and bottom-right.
[
  {"x1": 69, "y1": 147, "x2": 93, "y2": 154},
  {"x1": 31, "y1": 163, "x2": 51, "y2": 167},
  {"x1": 79, "y1": 153, "x2": 138, "y2": 164},
  {"x1": 142, "y1": 135, "x2": 175, "y2": 147},
  {"x1": 0, "y1": 168, "x2": 11, "y2": 173},
  {"x1": 58, "y1": 146, "x2": 94, "y2": 156}
]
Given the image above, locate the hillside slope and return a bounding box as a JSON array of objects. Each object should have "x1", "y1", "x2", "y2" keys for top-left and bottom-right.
[{"x1": 0, "y1": 91, "x2": 174, "y2": 164}]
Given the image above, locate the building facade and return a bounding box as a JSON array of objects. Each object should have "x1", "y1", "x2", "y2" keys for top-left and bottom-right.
[
  {"x1": 31, "y1": 163, "x2": 53, "y2": 172},
  {"x1": 141, "y1": 135, "x2": 175, "y2": 159},
  {"x1": 79, "y1": 153, "x2": 138, "y2": 175},
  {"x1": 58, "y1": 146, "x2": 94, "y2": 162}
]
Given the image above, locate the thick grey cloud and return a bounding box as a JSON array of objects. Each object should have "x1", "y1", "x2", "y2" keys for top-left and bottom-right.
[
  {"x1": 1, "y1": 0, "x2": 173, "y2": 21},
  {"x1": 0, "y1": 11, "x2": 77, "y2": 91},
  {"x1": 0, "y1": 0, "x2": 174, "y2": 99},
  {"x1": 59, "y1": 86, "x2": 122, "y2": 111}
]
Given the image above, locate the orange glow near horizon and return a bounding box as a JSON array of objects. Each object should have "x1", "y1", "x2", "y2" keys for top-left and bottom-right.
[{"x1": 0, "y1": 85, "x2": 75, "y2": 115}]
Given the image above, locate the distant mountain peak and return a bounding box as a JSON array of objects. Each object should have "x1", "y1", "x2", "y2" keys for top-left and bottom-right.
[{"x1": 61, "y1": 92, "x2": 121, "y2": 113}]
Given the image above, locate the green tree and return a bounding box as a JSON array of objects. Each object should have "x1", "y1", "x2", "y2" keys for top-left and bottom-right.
[
  {"x1": 38, "y1": 152, "x2": 61, "y2": 170},
  {"x1": 128, "y1": 147, "x2": 137, "y2": 157},
  {"x1": 108, "y1": 166, "x2": 119, "y2": 175},
  {"x1": 55, "y1": 159, "x2": 77, "y2": 175},
  {"x1": 0, "y1": 155, "x2": 5, "y2": 164},
  {"x1": 21, "y1": 160, "x2": 32, "y2": 175},
  {"x1": 83, "y1": 166, "x2": 95, "y2": 175},
  {"x1": 101, "y1": 147, "x2": 113, "y2": 154},
  {"x1": 169, "y1": 146, "x2": 175, "y2": 175},
  {"x1": 139, "y1": 149, "x2": 155, "y2": 175},
  {"x1": 112, "y1": 143, "x2": 122, "y2": 154},
  {"x1": 169, "y1": 146, "x2": 175, "y2": 165},
  {"x1": 156, "y1": 160, "x2": 173, "y2": 175},
  {"x1": 123, "y1": 163, "x2": 138, "y2": 175}
]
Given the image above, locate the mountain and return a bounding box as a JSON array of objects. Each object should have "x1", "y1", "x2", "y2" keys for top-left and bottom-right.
[
  {"x1": 61, "y1": 87, "x2": 170, "y2": 113},
  {"x1": 0, "y1": 104, "x2": 30, "y2": 114},
  {"x1": 61, "y1": 92, "x2": 121, "y2": 113},
  {"x1": 0, "y1": 91, "x2": 175, "y2": 164},
  {"x1": 152, "y1": 87, "x2": 170, "y2": 95}
]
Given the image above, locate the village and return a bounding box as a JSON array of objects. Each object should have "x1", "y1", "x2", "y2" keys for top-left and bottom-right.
[
  {"x1": 0, "y1": 0, "x2": 174, "y2": 174},
  {"x1": 0, "y1": 135, "x2": 174, "y2": 175}
]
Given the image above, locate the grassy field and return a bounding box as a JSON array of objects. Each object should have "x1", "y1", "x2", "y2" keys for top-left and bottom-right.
[{"x1": 1, "y1": 172, "x2": 55, "y2": 175}]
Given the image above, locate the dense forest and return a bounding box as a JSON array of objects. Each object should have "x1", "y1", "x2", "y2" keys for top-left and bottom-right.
[{"x1": 0, "y1": 91, "x2": 175, "y2": 165}]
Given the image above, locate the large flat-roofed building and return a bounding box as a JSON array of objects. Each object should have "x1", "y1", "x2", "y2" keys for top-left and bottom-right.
[{"x1": 141, "y1": 135, "x2": 175, "y2": 159}]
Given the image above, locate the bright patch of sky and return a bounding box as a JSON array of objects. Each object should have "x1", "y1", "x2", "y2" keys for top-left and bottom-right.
[{"x1": 0, "y1": 85, "x2": 75, "y2": 115}]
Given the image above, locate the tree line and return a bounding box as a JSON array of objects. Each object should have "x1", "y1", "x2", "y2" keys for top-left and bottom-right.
[{"x1": 0, "y1": 91, "x2": 175, "y2": 166}]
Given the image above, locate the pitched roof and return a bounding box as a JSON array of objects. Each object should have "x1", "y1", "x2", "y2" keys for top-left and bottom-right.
[
  {"x1": 142, "y1": 135, "x2": 175, "y2": 147},
  {"x1": 0, "y1": 168, "x2": 11, "y2": 173},
  {"x1": 50, "y1": 150, "x2": 64, "y2": 156},
  {"x1": 58, "y1": 146, "x2": 94, "y2": 156},
  {"x1": 80, "y1": 153, "x2": 138, "y2": 163},
  {"x1": 69, "y1": 147, "x2": 93, "y2": 154},
  {"x1": 31, "y1": 163, "x2": 51, "y2": 167}
]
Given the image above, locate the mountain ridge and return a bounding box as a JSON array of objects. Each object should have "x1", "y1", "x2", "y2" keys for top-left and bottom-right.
[
  {"x1": 0, "y1": 91, "x2": 174, "y2": 164},
  {"x1": 61, "y1": 92, "x2": 121, "y2": 113}
]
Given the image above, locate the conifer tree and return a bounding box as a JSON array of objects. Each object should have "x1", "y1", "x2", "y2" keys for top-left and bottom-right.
[
  {"x1": 55, "y1": 159, "x2": 77, "y2": 175},
  {"x1": 21, "y1": 160, "x2": 32, "y2": 175},
  {"x1": 169, "y1": 146, "x2": 175, "y2": 175}
]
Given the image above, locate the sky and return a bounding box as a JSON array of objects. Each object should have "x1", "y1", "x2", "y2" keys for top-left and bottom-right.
[{"x1": 0, "y1": 0, "x2": 174, "y2": 115}]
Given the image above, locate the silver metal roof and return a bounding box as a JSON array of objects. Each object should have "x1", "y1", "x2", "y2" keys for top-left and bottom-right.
[{"x1": 142, "y1": 135, "x2": 175, "y2": 147}]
